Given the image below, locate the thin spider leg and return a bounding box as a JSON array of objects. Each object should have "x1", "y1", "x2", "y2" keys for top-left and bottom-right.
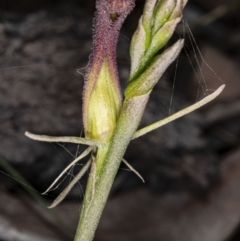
[
  {"x1": 43, "y1": 146, "x2": 94, "y2": 194},
  {"x1": 25, "y1": 131, "x2": 102, "y2": 147},
  {"x1": 122, "y1": 158, "x2": 145, "y2": 183},
  {"x1": 48, "y1": 158, "x2": 92, "y2": 209},
  {"x1": 133, "y1": 84, "x2": 225, "y2": 140}
]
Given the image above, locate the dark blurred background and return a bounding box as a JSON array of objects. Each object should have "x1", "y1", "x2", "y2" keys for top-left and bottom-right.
[{"x1": 0, "y1": 0, "x2": 240, "y2": 240}]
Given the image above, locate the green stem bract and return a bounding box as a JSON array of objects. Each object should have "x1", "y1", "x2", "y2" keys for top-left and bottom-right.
[{"x1": 74, "y1": 93, "x2": 150, "y2": 241}]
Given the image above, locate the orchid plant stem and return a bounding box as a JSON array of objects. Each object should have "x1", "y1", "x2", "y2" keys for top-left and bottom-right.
[{"x1": 74, "y1": 94, "x2": 149, "y2": 241}]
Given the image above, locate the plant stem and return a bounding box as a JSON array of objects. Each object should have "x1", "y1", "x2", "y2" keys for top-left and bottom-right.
[{"x1": 74, "y1": 93, "x2": 149, "y2": 241}]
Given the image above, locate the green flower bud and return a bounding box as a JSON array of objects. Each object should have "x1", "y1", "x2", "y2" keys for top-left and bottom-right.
[
  {"x1": 142, "y1": 0, "x2": 158, "y2": 48},
  {"x1": 125, "y1": 39, "x2": 184, "y2": 98},
  {"x1": 152, "y1": 0, "x2": 176, "y2": 34},
  {"x1": 129, "y1": 0, "x2": 187, "y2": 83},
  {"x1": 125, "y1": 0, "x2": 188, "y2": 101}
]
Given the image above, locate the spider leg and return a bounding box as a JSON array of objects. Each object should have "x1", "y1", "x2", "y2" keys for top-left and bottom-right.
[
  {"x1": 25, "y1": 131, "x2": 102, "y2": 147},
  {"x1": 133, "y1": 84, "x2": 225, "y2": 139},
  {"x1": 122, "y1": 158, "x2": 145, "y2": 183},
  {"x1": 43, "y1": 146, "x2": 94, "y2": 194},
  {"x1": 48, "y1": 158, "x2": 92, "y2": 208}
]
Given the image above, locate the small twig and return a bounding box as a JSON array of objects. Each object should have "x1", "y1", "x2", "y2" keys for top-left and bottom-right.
[
  {"x1": 133, "y1": 84, "x2": 225, "y2": 139},
  {"x1": 49, "y1": 159, "x2": 92, "y2": 209},
  {"x1": 25, "y1": 131, "x2": 102, "y2": 147},
  {"x1": 122, "y1": 158, "x2": 145, "y2": 183},
  {"x1": 43, "y1": 147, "x2": 94, "y2": 194}
]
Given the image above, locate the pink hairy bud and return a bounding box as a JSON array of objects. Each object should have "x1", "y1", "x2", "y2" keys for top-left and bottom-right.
[{"x1": 83, "y1": 0, "x2": 135, "y2": 141}]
